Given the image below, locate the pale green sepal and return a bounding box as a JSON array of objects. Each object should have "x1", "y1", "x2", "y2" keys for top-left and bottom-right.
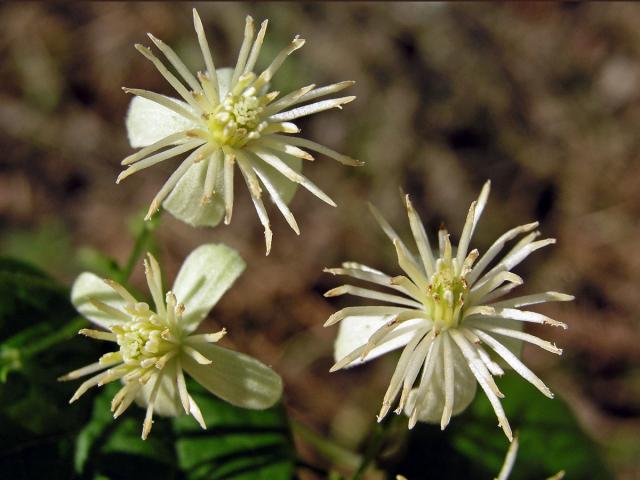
[
  {"x1": 126, "y1": 95, "x2": 197, "y2": 148},
  {"x1": 334, "y1": 316, "x2": 425, "y2": 368},
  {"x1": 172, "y1": 243, "x2": 246, "y2": 333},
  {"x1": 71, "y1": 272, "x2": 128, "y2": 330},
  {"x1": 182, "y1": 343, "x2": 283, "y2": 410},
  {"x1": 162, "y1": 142, "x2": 302, "y2": 228},
  {"x1": 162, "y1": 160, "x2": 226, "y2": 227}
]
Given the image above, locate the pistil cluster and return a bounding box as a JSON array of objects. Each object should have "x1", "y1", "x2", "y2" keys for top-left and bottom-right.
[
  {"x1": 206, "y1": 83, "x2": 269, "y2": 148},
  {"x1": 425, "y1": 244, "x2": 472, "y2": 331}
]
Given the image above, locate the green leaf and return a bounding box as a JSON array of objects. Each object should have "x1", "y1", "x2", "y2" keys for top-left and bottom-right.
[
  {"x1": 76, "y1": 384, "x2": 179, "y2": 480},
  {"x1": 0, "y1": 221, "x2": 76, "y2": 277},
  {"x1": 393, "y1": 375, "x2": 612, "y2": 479},
  {"x1": 0, "y1": 257, "x2": 96, "y2": 479}
]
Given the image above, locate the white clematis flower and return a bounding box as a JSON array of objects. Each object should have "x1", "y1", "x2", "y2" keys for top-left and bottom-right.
[
  {"x1": 59, "y1": 244, "x2": 282, "y2": 439},
  {"x1": 324, "y1": 181, "x2": 572, "y2": 441},
  {"x1": 119, "y1": 9, "x2": 361, "y2": 254}
]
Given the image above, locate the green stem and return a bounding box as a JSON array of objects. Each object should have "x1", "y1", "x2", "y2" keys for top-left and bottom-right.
[
  {"x1": 291, "y1": 418, "x2": 362, "y2": 471},
  {"x1": 22, "y1": 316, "x2": 87, "y2": 357},
  {"x1": 117, "y1": 212, "x2": 161, "y2": 283},
  {"x1": 351, "y1": 415, "x2": 394, "y2": 480},
  {"x1": 24, "y1": 215, "x2": 161, "y2": 361}
]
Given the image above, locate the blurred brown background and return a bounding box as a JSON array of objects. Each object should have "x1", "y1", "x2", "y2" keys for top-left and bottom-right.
[{"x1": 1, "y1": 2, "x2": 639, "y2": 478}]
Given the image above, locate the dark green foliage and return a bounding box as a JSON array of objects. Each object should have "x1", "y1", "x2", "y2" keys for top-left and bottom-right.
[
  {"x1": 173, "y1": 383, "x2": 295, "y2": 480},
  {"x1": 0, "y1": 257, "x2": 94, "y2": 479},
  {"x1": 391, "y1": 375, "x2": 612, "y2": 480},
  {"x1": 75, "y1": 382, "x2": 295, "y2": 480}
]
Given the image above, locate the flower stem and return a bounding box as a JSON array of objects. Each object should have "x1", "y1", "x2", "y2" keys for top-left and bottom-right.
[
  {"x1": 351, "y1": 415, "x2": 395, "y2": 480},
  {"x1": 290, "y1": 418, "x2": 362, "y2": 471},
  {"x1": 117, "y1": 212, "x2": 161, "y2": 283},
  {"x1": 22, "y1": 316, "x2": 87, "y2": 357}
]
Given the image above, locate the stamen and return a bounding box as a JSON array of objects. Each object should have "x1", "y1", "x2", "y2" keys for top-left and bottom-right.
[
  {"x1": 183, "y1": 345, "x2": 212, "y2": 365},
  {"x1": 79, "y1": 328, "x2": 117, "y2": 342}
]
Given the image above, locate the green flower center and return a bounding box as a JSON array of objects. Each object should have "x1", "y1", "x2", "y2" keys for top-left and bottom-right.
[
  {"x1": 426, "y1": 259, "x2": 468, "y2": 329},
  {"x1": 207, "y1": 93, "x2": 265, "y2": 147}
]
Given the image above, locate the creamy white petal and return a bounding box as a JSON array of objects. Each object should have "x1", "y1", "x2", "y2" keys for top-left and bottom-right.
[
  {"x1": 295, "y1": 81, "x2": 356, "y2": 105},
  {"x1": 462, "y1": 316, "x2": 524, "y2": 361},
  {"x1": 237, "y1": 155, "x2": 273, "y2": 254},
  {"x1": 231, "y1": 16, "x2": 255, "y2": 86},
  {"x1": 193, "y1": 9, "x2": 219, "y2": 96},
  {"x1": 272, "y1": 135, "x2": 362, "y2": 166},
  {"x1": 135, "y1": 43, "x2": 204, "y2": 116},
  {"x1": 126, "y1": 95, "x2": 198, "y2": 148},
  {"x1": 405, "y1": 195, "x2": 435, "y2": 278},
  {"x1": 472, "y1": 328, "x2": 553, "y2": 398},
  {"x1": 471, "y1": 322, "x2": 562, "y2": 355},
  {"x1": 369, "y1": 203, "x2": 420, "y2": 272},
  {"x1": 450, "y1": 329, "x2": 512, "y2": 440},
  {"x1": 441, "y1": 332, "x2": 455, "y2": 429},
  {"x1": 324, "y1": 284, "x2": 422, "y2": 309},
  {"x1": 455, "y1": 201, "x2": 477, "y2": 272},
  {"x1": 467, "y1": 222, "x2": 539, "y2": 285},
  {"x1": 325, "y1": 306, "x2": 417, "y2": 327},
  {"x1": 323, "y1": 264, "x2": 409, "y2": 296},
  {"x1": 472, "y1": 181, "x2": 491, "y2": 232},
  {"x1": 144, "y1": 144, "x2": 213, "y2": 220},
  {"x1": 496, "y1": 434, "x2": 519, "y2": 480},
  {"x1": 71, "y1": 272, "x2": 129, "y2": 330},
  {"x1": 269, "y1": 96, "x2": 355, "y2": 122},
  {"x1": 243, "y1": 20, "x2": 268, "y2": 75},
  {"x1": 378, "y1": 332, "x2": 426, "y2": 420},
  {"x1": 173, "y1": 243, "x2": 246, "y2": 333},
  {"x1": 252, "y1": 162, "x2": 299, "y2": 234},
  {"x1": 245, "y1": 149, "x2": 302, "y2": 205},
  {"x1": 249, "y1": 147, "x2": 334, "y2": 206},
  {"x1": 403, "y1": 332, "x2": 438, "y2": 421},
  {"x1": 467, "y1": 307, "x2": 567, "y2": 329},
  {"x1": 489, "y1": 292, "x2": 574, "y2": 309},
  {"x1": 148, "y1": 33, "x2": 202, "y2": 94},
  {"x1": 393, "y1": 239, "x2": 429, "y2": 291},
  {"x1": 182, "y1": 343, "x2": 282, "y2": 409}
]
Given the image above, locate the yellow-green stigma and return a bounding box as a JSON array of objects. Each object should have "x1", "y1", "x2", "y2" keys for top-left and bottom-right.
[{"x1": 426, "y1": 258, "x2": 468, "y2": 330}]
